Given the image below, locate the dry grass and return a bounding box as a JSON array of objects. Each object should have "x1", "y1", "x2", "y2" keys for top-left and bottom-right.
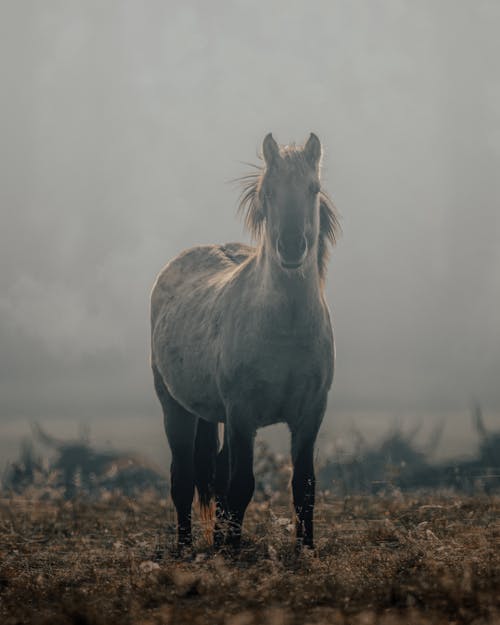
[{"x1": 0, "y1": 492, "x2": 499, "y2": 624}]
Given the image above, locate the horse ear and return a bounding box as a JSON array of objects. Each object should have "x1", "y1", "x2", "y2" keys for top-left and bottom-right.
[
  {"x1": 304, "y1": 133, "x2": 322, "y2": 168},
  {"x1": 262, "y1": 133, "x2": 280, "y2": 167}
]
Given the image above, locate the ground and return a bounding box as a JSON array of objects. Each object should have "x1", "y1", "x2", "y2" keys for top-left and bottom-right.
[{"x1": 0, "y1": 492, "x2": 499, "y2": 625}]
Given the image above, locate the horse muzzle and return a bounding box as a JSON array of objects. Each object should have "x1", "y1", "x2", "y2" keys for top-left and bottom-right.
[{"x1": 276, "y1": 233, "x2": 308, "y2": 269}]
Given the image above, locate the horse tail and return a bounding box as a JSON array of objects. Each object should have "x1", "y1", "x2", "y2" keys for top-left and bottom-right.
[{"x1": 194, "y1": 419, "x2": 218, "y2": 544}]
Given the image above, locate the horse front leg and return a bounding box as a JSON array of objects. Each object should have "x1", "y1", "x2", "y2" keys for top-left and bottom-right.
[
  {"x1": 291, "y1": 411, "x2": 324, "y2": 550},
  {"x1": 225, "y1": 415, "x2": 256, "y2": 550},
  {"x1": 154, "y1": 368, "x2": 197, "y2": 551},
  {"x1": 165, "y1": 411, "x2": 198, "y2": 550}
]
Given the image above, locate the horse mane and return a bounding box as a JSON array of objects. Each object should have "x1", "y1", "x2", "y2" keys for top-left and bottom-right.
[{"x1": 237, "y1": 147, "x2": 341, "y2": 280}]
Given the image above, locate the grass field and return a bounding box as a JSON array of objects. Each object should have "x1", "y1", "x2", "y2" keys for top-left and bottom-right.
[{"x1": 0, "y1": 492, "x2": 499, "y2": 624}]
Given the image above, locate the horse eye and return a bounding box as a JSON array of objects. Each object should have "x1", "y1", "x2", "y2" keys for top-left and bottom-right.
[{"x1": 309, "y1": 182, "x2": 320, "y2": 195}]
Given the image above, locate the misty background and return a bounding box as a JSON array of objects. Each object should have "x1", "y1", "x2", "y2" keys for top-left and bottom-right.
[{"x1": 1, "y1": 1, "x2": 499, "y2": 469}]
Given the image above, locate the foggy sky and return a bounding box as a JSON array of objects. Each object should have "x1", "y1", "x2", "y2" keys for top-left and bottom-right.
[{"x1": 1, "y1": 1, "x2": 499, "y2": 429}]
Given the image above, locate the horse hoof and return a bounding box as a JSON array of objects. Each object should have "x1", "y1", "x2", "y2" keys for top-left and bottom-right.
[
  {"x1": 295, "y1": 539, "x2": 315, "y2": 554},
  {"x1": 174, "y1": 547, "x2": 195, "y2": 561},
  {"x1": 220, "y1": 538, "x2": 241, "y2": 559},
  {"x1": 152, "y1": 546, "x2": 165, "y2": 562},
  {"x1": 213, "y1": 530, "x2": 227, "y2": 551}
]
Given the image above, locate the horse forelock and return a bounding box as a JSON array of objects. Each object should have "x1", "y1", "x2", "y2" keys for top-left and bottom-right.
[{"x1": 236, "y1": 144, "x2": 341, "y2": 281}]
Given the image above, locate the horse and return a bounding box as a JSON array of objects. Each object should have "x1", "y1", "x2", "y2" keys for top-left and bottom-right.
[{"x1": 150, "y1": 133, "x2": 340, "y2": 551}]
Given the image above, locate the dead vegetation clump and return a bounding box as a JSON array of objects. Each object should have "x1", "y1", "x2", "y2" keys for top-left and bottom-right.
[
  {"x1": 319, "y1": 405, "x2": 500, "y2": 495},
  {"x1": 0, "y1": 492, "x2": 499, "y2": 625},
  {"x1": 2, "y1": 424, "x2": 167, "y2": 501}
]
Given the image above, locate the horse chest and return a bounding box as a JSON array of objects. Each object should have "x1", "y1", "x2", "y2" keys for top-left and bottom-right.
[{"x1": 219, "y1": 320, "x2": 333, "y2": 426}]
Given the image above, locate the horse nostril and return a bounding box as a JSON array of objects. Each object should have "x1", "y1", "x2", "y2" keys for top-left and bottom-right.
[
  {"x1": 277, "y1": 233, "x2": 308, "y2": 264},
  {"x1": 298, "y1": 235, "x2": 307, "y2": 255},
  {"x1": 276, "y1": 237, "x2": 286, "y2": 257}
]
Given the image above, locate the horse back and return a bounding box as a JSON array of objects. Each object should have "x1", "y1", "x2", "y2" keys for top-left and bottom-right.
[{"x1": 150, "y1": 243, "x2": 254, "y2": 326}]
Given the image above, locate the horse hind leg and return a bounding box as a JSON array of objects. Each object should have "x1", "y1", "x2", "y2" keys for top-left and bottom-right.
[
  {"x1": 153, "y1": 366, "x2": 197, "y2": 550},
  {"x1": 194, "y1": 419, "x2": 218, "y2": 544},
  {"x1": 195, "y1": 421, "x2": 229, "y2": 549},
  {"x1": 214, "y1": 425, "x2": 229, "y2": 548}
]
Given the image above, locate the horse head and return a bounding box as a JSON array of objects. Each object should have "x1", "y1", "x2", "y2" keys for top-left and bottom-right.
[{"x1": 239, "y1": 133, "x2": 340, "y2": 280}]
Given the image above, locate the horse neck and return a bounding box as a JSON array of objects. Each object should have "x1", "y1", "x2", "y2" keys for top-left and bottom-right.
[{"x1": 254, "y1": 240, "x2": 324, "y2": 319}]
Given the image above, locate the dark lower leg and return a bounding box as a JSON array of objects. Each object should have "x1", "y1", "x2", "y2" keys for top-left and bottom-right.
[
  {"x1": 226, "y1": 424, "x2": 255, "y2": 548},
  {"x1": 170, "y1": 455, "x2": 195, "y2": 547},
  {"x1": 156, "y1": 370, "x2": 197, "y2": 551},
  {"x1": 226, "y1": 475, "x2": 254, "y2": 547},
  {"x1": 292, "y1": 441, "x2": 316, "y2": 548},
  {"x1": 214, "y1": 438, "x2": 229, "y2": 548}
]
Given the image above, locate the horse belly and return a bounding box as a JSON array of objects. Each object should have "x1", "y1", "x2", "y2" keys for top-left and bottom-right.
[
  {"x1": 169, "y1": 362, "x2": 224, "y2": 423},
  {"x1": 152, "y1": 312, "x2": 225, "y2": 423},
  {"x1": 159, "y1": 364, "x2": 224, "y2": 423}
]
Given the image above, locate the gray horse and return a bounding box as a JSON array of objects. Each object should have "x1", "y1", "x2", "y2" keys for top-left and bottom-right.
[{"x1": 150, "y1": 133, "x2": 340, "y2": 550}]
